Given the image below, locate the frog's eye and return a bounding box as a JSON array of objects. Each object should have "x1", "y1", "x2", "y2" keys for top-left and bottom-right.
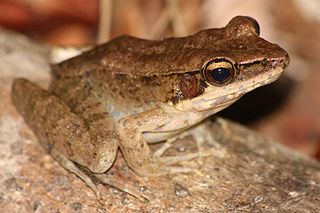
[{"x1": 201, "y1": 59, "x2": 235, "y2": 86}]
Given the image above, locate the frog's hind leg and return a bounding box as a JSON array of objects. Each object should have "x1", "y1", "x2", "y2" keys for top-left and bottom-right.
[
  {"x1": 12, "y1": 78, "x2": 118, "y2": 173},
  {"x1": 11, "y1": 78, "x2": 123, "y2": 199},
  {"x1": 51, "y1": 148, "x2": 149, "y2": 202}
]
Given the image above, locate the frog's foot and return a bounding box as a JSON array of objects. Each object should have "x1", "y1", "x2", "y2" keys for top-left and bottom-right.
[
  {"x1": 49, "y1": 148, "x2": 103, "y2": 200},
  {"x1": 153, "y1": 130, "x2": 192, "y2": 157},
  {"x1": 93, "y1": 174, "x2": 150, "y2": 202},
  {"x1": 154, "y1": 121, "x2": 220, "y2": 166},
  {"x1": 120, "y1": 140, "x2": 212, "y2": 177},
  {"x1": 51, "y1": 148, "x2": 149, "y2": 202},
  {"x1": 144, "y1": 153, "x2": 213, "y2": 177}
]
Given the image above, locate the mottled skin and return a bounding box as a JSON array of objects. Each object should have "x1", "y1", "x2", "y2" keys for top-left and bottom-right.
[{"x1": 12, "y1": 16, "x2": 289, "y2": 198}]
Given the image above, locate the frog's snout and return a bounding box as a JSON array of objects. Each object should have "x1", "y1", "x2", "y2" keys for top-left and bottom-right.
[
  {"x1": 271, "y1": 52, "x2": 290, "y2": 70},
  {"x1": 283, "y1": 53, "x2": 290, "y2": 69}
]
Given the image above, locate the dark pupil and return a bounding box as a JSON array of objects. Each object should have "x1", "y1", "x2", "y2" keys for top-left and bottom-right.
[{"x1": 210, "y1": 68, "x2": 231, "y2": 83}]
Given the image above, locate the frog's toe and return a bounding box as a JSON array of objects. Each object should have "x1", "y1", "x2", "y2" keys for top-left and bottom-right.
[
  {"x1": 157, "y1": 166, "x2": 194, "y2": 175},
  {"x1": 94, "y1": 173, "x2": 151, "y2": 202},
  {"x1": 157, "y1": 152, "x2": 201, "y2": 165}
]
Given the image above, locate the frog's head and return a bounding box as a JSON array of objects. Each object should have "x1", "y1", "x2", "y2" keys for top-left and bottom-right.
[{"x1": 170, "y1": 16, "x2": 289, "y2": 113}]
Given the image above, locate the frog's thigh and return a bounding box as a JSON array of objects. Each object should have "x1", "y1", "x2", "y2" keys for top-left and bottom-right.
[{"x1": 12, "y1": 78, "x2": 118, "y2": 173}]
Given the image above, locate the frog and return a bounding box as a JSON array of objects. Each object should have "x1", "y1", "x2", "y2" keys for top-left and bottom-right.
[{"x1": 11, "y1": 16, "x2": 289, "y2": 199}]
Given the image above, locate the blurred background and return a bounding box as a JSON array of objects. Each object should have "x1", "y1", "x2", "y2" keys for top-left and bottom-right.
[{"x1": 1, "y1": 0, "x2": 320, "y2": 159}]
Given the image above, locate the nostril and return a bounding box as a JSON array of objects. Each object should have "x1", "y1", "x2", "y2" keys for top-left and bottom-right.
[
  {"x1": 271, "y1": 60, "x2": 279, "y2": 68},
  {"x1": 270, "y1": 54, "x2": 290, "y2": 70}
]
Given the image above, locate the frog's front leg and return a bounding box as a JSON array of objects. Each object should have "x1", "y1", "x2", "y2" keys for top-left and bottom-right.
[{"x1": 116, "y1": 109, "x2": 201, "y2": 176}]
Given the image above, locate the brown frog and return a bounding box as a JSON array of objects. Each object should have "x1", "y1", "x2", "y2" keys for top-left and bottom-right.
[{"x1": 12, "y1": 16, "x2": 289, "y2": 199}]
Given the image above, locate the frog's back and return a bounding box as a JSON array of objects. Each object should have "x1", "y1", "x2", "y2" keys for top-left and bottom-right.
[
  {"x1": 51, "y1": 34, "x2": 208, "y2": 79},
  {"x1": 52, "y1": 16, "x2": 287, "y2": 82}
]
